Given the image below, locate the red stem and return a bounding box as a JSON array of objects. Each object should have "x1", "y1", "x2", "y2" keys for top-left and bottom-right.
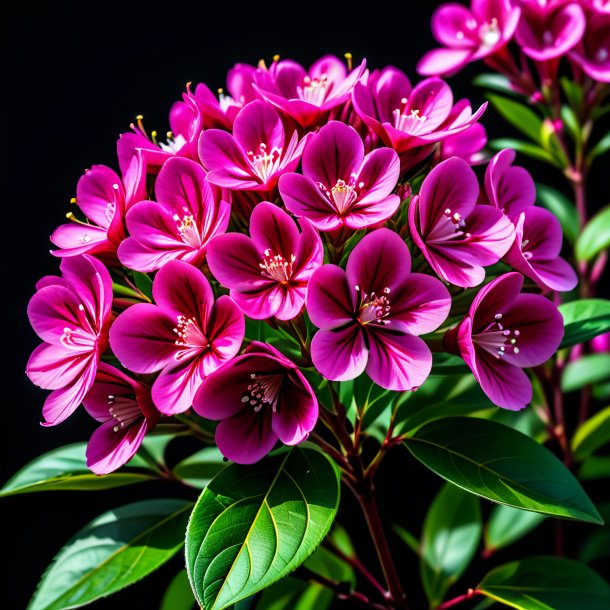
[{"x1": 437, "y1": 590, "x2": 480, "y2": 610}]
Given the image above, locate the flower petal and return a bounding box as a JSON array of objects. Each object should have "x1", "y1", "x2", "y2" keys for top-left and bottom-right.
[
  {"x1": 311, "y1": 326, "x2": 368, "y2": 382},
  {"x1": 232, "y1": 100, "x2": 285, "y2": 152},
  {"x1": 272, "y1": 371, "x2": 318, "y2": 445},
  {"x1": 27, "y1": 343, "x2": 91, "y2": 390},
  {"x1": 307, "y1": 264, "x2": 354, "y2": 330},
  {"x1": 249, "y1": 201, "x2": 300, "y2": 257}
]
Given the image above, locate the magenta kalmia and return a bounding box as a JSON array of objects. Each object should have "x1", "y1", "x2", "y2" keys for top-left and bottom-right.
[{"x1": 16, "y1": 22, "x2": 610, "y2": 610}]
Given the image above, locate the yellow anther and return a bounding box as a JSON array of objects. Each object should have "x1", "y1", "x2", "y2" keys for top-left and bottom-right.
[
  {"x1": 272, "y1": 54, "x2": 280, "y2": 62},
  {"x1": 70, "y1": 197, "x2": 77, "y2": 204},
  {"x1": 344, "y1": 52, "x2": 353, "y2": 70}
]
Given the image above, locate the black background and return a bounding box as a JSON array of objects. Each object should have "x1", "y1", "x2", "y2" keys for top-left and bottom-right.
[{"x1": 1, "y1": 2, "x2": 607, "y2": 609}]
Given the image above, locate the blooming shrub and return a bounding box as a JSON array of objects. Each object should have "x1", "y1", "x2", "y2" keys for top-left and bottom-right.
[{"x1": 4, "y1": 3, "x2": 610, "y2": 608}]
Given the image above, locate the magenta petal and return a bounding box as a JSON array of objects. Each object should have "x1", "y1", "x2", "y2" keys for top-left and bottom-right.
[
  {"x1": 389, "y1": 273, "x2": 451, "y2": 334},
  {"x1": 87, "y1": 418, "x2": 148, "y2": 475},
  {"x1": 311, "y1": 326, "x2": 368, "y2": 382},
  {"x1": 432, "y1": 4, "x2": 479, "y2": 47},
  {"x1": 232, "y1": 100, "x2": 284, "y2": 152},
  {"x1": 51, "y1": 224, "x2": 109, "y2": 256},
  {"x1": 417, "y1": 47, "x2": 474, "y2": 76},
  {"x1": 109, "y1": 303, "x2": 177, "y2": 373},
  {"x1": 206, "y1": 295, "x2": 244, "y2": 366},
  {"x1": 343, "y1": 195, "x2": 401, "y2": 230},
  {"x1": 355, "y1": 147, "x2": 401, "y2": 206},
  {"x1": 154, "y1": 156, "x2": 207, "y2": 216},
  {"x1": 279, "y1": 173, "x2": 343, "y2": 231},
  {"x1": 306, "y1": 265, "x2": 354, "y2": 330},
  {"x1": 152, "y1": 359, "x2": 204, "y2": 415},
  {"x1": 215, "y1": 409, "x2": 277, "y2": 464},
  {"x1": 529, "y1": 257, "x2": 578, "y2": 292},
  {"x1": 272, "y1": 372, "x2": 318, "y2": 445},
  {"x1": 231, "y1": 286, "x2": 282, "y2": 320},
  {"x1": 28, "y1": 285, "x2": 83, "y2": 344},
  {"x1": 366, "y1": 331, "x2": 432, "y2": 391},
  {"x1": 372, "y1": 67, "x2": 413, "y2": 125},
  {"x1": 473, "y1": 352, "x2": 532, "y2": 410},
  {"x1": 76, "y1": 165, "x2": 124, "y2": 228},
  {"x1": 470, "y1": 272, "x2": 524, "y2": 330},
  {"x1": 302, "y1": 121, "x2": 364, "y2": 187},
  {"x1": 27, "y1": 343, "x2": 90, "y2": 390},
  {"x1": 346, "y1": 229, "x2": 412, "y2": 295},
  {"x1": 249, "y1": 201, "x2": 300, "y2": 257}
]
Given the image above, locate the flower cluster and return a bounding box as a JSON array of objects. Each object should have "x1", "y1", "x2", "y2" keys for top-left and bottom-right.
[
  {"x1": 418, "y1": 0, "x2": 610, "y2": 86},
  {"x1": 27, "y1": 53, "x2": 571, "y2": 473}
]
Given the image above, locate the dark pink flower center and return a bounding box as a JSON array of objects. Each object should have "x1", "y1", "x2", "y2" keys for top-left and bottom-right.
[
  {"x1": 246, "y1": 143, "x2": 283, "y2": 183},
  {"x1": 316, "y1": 177, "x2": 364, "y2": 215},
  {"x1": 173, "y1": 314, "x2": 208, "y2": 359},
  {"x1": 427, "y1": 207, "x2": 472, "y2": 243},
  {"x1": 473, "y1": 313, "x2": 521, "y2": 359},
  {"x1": 107, "y1": 394, "x2": 141, "y2": 432},
  {"x1": 478, "y1": 18, "x2": 501, "y2": 47},
  {"x1": 521, "y1": 238, "x2": 533, "y2": 260},
  {"x1": 241, "y1": 372, "x2": 284, "y2": 412},
  {"x1": 259, "y1": 249, "x2": 296, "y2": 284},
  {"x1": 393, "y1": 98, "x2": 428, "y2": 132},
  {"x1": 60, "y1": 303, "x2": 99, "y2": 349},
  {"x1": 356, "y1": 285, "x2": 392, "y2": 326},
  {"x1": 173, "y1": 210, "x2": 203, "y2": 248},
  {"x1": 596, "y1": 47, "x2": 608, "y2": 63},
  {"x1": 297, "y1": 74, "x2": 330, "y2": 105}
]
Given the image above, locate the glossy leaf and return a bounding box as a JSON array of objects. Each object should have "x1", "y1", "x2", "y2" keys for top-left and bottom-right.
[
  {"x1": 487, "y1": 94, "x2": 542, "y2": 143},
  {"x1": 485, "y1": 505, "x2": 545, "y2": 553},
  {"x1": 185, "y1": 446, "x2": 340, "y2": 610},
  {"x1": 562, "y1": 354, "x2": 610, "y2": 392},
  {"x1": 536, "y1": 183, "x2": 579, "y2": 246},
  {"x1": 172, "y1": 446, "x2": 226, "y2": 488},
  {"x1": 0, "y1": 443, "x2": 154, "y2": 497},
  {"x1": 559, "y1": 299, "x2": 610, "y2": 348},
  {"x1": 579, "y1": 503, "x2": 610, "y2": 565},
  {"x1": 579, "y1": 455, "x2": 610, "y2": 480},
  {"x1": 474, "y1": 73, "x2": 517, "y2": 96},
  {"x1": 255, "y1": 577, "x2": 333, "y2": 610},
  {"x1": 160, "y1": 571, "x2": 196, "y2": 610},
  {"x1": 394, "y1": 525, "x2": 420, "y2": 556},
  {"x1": 587, "y1": 131, "x2": 610, "y2": 165},
  {"x1": 129, "y1": 434, "x2": 175, "y2": 470},
  {"x1": 133, "y1": 271, "x2": 153, "y2": 300},
  {"x1": 575, "y1": 205, "x2": 610, "y2": 262},
  {"x1": 404, "y1": 417, "x2": 602, "y2": 523},
  {"x1": 421, "y1": 484, "x2": 482, "y2": 607},
  {"x1": 572, "y1": 407, "x2": 610, "y2": 461},
  {"x1": 489, "y1": 138, "x2": 557, "y2": 166},
  {"x1": 29, "y1": 499, "x2": 192, "y2": 610},
  {"x1": 477, "y1": 556, "x2": 610, "y2": 609}
]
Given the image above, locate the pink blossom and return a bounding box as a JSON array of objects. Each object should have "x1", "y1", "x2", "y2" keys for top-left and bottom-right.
[
  {"x1": 409, "y1": 157, "x2": 515, "y2": 288},
  {"x1": 352, "y1": 67, "x2": 486, "y2": 171},
  {"x1": 418, "y1": 0, "x2": 522, "y2": 76},
  {"x1": 211, "y1": 63, "x2": 259, "y2": 124},
  {"x1": 440, "y1": 123, "x2": 488, "y2": 165},
  {"x1": 505, "y1": 206, "x2": 578, "y2": 292},
  {"x1": 199, "y1": 100, "x2": 306, "y2": 193},
  {"x1": 278, "y1": 121, "x2": 400, "y2": 231},
  {"x1": 109, "y1": 260, "x2": 244, "y2": 415},
  {"x1": 193, "y1": 342, "x2": 318, "y2": 464},
  {"x1": 254, "y1": 55, "x2": 366, "y2": 129},
  {"x1": 207, "y1": 202, "x2": 322, "y2": 320},
  {"x1": 307, "y1": 229, "x2": 451, "y2": 391},
  {"x1": 51, "y1": 155, "x2": 146, "y2": 262},
  {"x1": 84, "y1": 363, "x2": 159, "y2": 475},
  {"x1": 484, "y1": 148, "x2": 536, "y2": 221},
  {"x1": 570, "y1": 11, "x2": 610, "y2": 82},
  {"x1": 118, "y1": 157, "x2": 230, "y2": 272},
  {"x1": 445, "y1": 272, "x2": 563, "y2": 409},
  {"x1": 516, "y1": 0, "x2": 586, "y2": 61},
  {"x1": 27, "y1": 255, "x2": 113, "y2": 426},
  {"x1": 591, "y1": 331, "x2": 610, "y2": 353}
]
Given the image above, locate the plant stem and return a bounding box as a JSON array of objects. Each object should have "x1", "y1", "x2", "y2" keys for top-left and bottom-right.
[{"x1": 437, "y1": 590, "x2": 480, "y2": 609}]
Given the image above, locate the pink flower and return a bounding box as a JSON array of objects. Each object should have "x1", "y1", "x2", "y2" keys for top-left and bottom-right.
[
  {"x1": 516, "y1": 0, "x2": 586, "y2": 61},
  {"x1": 409, "y1": 157, "x2": 515, "y2": 288},
  {"x1": 27, "y1": 255, "x2": 113, "y2": 426},
  {"x1": 307, "y1": 229, "x2": 451, "y2": 391},
  {"x1": 570, "y1": 12, "x2": 610, "y2": 82},
  {"x1": 254, "y1": 55, "x2": 366, "y2": 129},
  {"x1": 278, "y1": 121, "x2": 400, "y2": 231},
  {"x1": 445, "y1": 272, "x2": 563, "y2": 409},
  {"x1": 484, "y1": 148, "x2": 535, "y2": 221},
  {"x1": 118, "y1": 157, "x2": 230, "y2": 272},
  {"x1": 109, "y1": 260, "x2": 244, "y2": 415},
  {"x1": 591, "y1": 331, "x2": 610, "y2": 353},
  {"x1": 199, "y1": 100, "x2": 306, "y2": 193},
  {"x1": 505, "y1": 206, "x2": 578, "y2": 292},
  {"x1": 193, "y1": 342, "x2": 318, "y2": 464},
  {"x1": 418, "y1": 0, "x2": 522, "y2": 76},
  {"x1": 83, "y1": 363, "x2": 159, "y2": 475},
  {"x1": 214, "y1": 63, "x2": 259, "y2": 124},
  {"x1": 207, "y1": 202, "x2": 322, "y2": 320},
  {"x1": 440, "y1": 123, "x2": 488, "y2": 165},
  {"x1": 51, "y1": 155, "x2": 146, "y2": 262},
  {"x1": 352, "y1": 67, "x2": 486, "y2": 170}
]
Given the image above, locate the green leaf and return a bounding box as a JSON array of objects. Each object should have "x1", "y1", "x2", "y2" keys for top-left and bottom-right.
[
  {"x1": 404, "y1": 417, "x2": 602, "y2": 524},
  {"x1": 133, "y1": 271, "x2": 153, "y2": 300},
  {"x1": 185, "y1": 445, "x2": 341, "y2": 610},
  {"x1": 489, "y1": 139, "x2": 558, "y2": 166},
  {"x1": 587, "y1": 131, "x2": 610, "y2": 165},
  {"x1": 172, "y1": 446, "x2": 226, "y2": 488},
  {"x1": 129, "y1": 433, "x2": 175, "y2": 470},
  {"x1": 0, "y1": 444, "x2": 154, "y2": 497},
  {"x1": 560, "y1": 106, "x2": 581, "y2": 144},
  {"x1": 579, "y1": 503, "x2": 610, "y2": 565},
  {"x1": 487, "y1": 95, "x2": 543, "y2": 143},
  {"x1": 421, "y1": 484, "x2": 482, "y2": 607},
  {"x1": 304, "y1": 544, "x2": 355, "y2": 587},
  {"x1": 255, "y1": 577, "x2": 333, "y2": 610},
  {"x1": 477, "y1": 556, "x2": 610, "y2": 609},
  {"x1": 572, "y1": 407, "x2": 610, "y2": 461},
  {"x1": 430, "y1": 353, "x2": 471, "y2": 376},
  {"x1": 394, "y1": 525, "x2": 420, "y2": 556},
  {"x1": 562, "y1": 354, "x2": 610, "y2": 392},
  {"x1": 29, "y1": 499, "x2": 192, "y2": 610},
  {"x1": 560, "y1": 77, "x2": 583, "y2": 113},
  {"x1": 536, "y1": 183, "x2": 579, "y2": 246},
  {"x1": 485, "y1": 505, "x2": 545, "y2": 553},
  {"x1": 579, "y1": 455, "x2": 610, "y2": 480},
  {"x1": 474, "y1": 74, "x2": 517, "y2": 96},
  {"x1": 160, "y1": 571, "x2": 196, "y2": 610},
  {"x1": 559, "y1": 299, "x2": 610, "y2": 348},
  {"x1": 575, "y1": 206, "x2": 610, "y2": 262}
]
